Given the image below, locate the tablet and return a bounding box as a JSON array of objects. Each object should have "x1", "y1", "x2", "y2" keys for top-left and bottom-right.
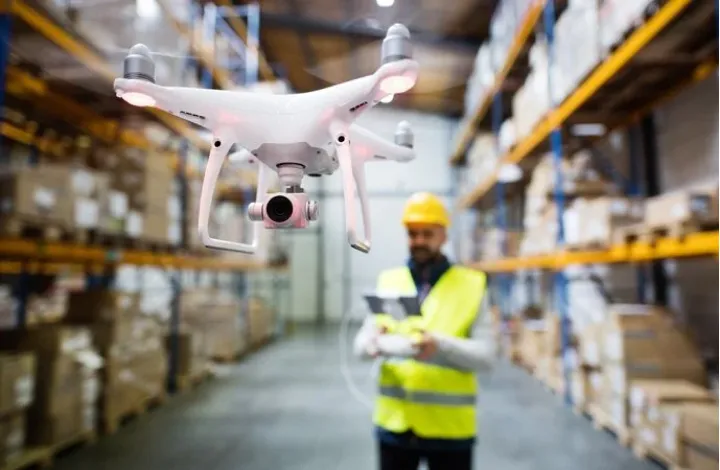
[{"x1": 363, "y1": 293, "x2": 422, "y2": 318}]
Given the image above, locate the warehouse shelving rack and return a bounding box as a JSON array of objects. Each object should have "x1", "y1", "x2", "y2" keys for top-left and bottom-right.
[
  {"x1": 0, "y1": 1, "x2": 288, "y2": 394},
  {"x1": 452, "y1": 0, "x2": 719, "y2": 406}
]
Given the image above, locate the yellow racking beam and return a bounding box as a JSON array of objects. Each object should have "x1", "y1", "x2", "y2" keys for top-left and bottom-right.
[
  {"x1": 155, "y1": 0, "x2": 235, "y2": 90},
  {"x1": 0, "y1": 237, "x2": 284, "y2": 272},
  {"x1": 471, "y1": 231, "x2": 718, "y2": 273},
  {"x1": 212, "y1": 0, "x2": 275, "y2": 82},
  {"x1": 449, "y1": 0, "x2": 545, "y2": 166},
  {"x1": 457, "y1": 0, "x2": 693, "y2": 209},
  {"x1": 7, "y1": 0, "x2": 210, "y2": 152}
]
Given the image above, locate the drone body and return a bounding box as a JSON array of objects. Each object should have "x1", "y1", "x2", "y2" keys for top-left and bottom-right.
[{"x1": 114, "y1": 24, "x2": 418, "y2": 254}]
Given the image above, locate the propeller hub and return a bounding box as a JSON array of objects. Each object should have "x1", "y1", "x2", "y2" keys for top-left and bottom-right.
[
  {"x1": 381, "y1": 23, "x2": 413, "y2": 65},
  {"x1": 394, "y1": 120, "x2": 413, "y2": 148},
  {"x1": 123, "y1": 43, "x2": 155, "y2": 82}
]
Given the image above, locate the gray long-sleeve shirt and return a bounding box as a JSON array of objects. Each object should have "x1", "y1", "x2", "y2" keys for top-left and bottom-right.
[{"x1": 353, "y1": 295, "x2": 496, "y2": 373}]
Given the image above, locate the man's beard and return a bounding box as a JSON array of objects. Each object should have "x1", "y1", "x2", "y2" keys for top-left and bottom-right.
[{"x1": 410, "y1": 246, "x2": 438, "y2": 264}]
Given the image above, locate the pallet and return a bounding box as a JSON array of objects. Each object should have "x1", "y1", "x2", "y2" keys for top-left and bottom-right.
[
  {"x1": 211, "y1": 351, "x2": 244, "y2": 364},
  {"x1": 0, "y1": 216, "x2": 73, "y2": 242},
  {"x1": 632, "y1": 443, "x2": 686, "y2": 470},
  {"x1": 613, "y1": 219, "x2": 718, "y2": 245},
  {"x1": 177, "y1": 371, "x2": 210, "y2": 392},
  {"x1": 102, "y1": 393, "x2": 167, "y2": 435},
  {"x1": 49, "y1": 430, "x2": 97, "y2": 458},
  {"x1": 588, "y1": 405, "x2": 633, "y2": 447},
  {"x1": 74, "y1": 229, "x2": 179, "y2": 253},
  {"x1": 0, "y1": 448, "x2": 52, "y2": 470},
  {"x1": 565, "y1": 241, "x2": 611, "y2": 252}
]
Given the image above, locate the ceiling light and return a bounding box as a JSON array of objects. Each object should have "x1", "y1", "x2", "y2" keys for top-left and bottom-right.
[
  {"x1": 136, "y1": 0, "x2": 160, "y2": 19},
  {"x1": 376, "y1": 0, "x2": 395, "y2": 7},
  {"x1": 381, "y1": 94, "x2": 394, "y2": 103},
  {"x1": 497, "y1": 163, "x2": 523, "y2": 183},
  {"x1": 571, "y1": 123, "x2": 606, "y2": 137}
]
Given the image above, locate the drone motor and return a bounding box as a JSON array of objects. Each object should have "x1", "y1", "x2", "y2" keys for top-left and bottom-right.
[
  {"x1": 123, "y1": 44, "x2": 155, "y2": 82},
  {"x1": 381, "y1": 24, "x2": 413, "y2": 64}
]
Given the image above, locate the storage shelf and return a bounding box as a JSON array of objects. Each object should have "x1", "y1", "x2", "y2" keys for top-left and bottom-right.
[
  {"x1": 4, "y1": 0, "x2": 210, "y2": 152},
  {"x1": 0, "y1": 238, "x2": 285, "y2": 272},
  {"x1": 470, "y1": 231, "x2": 718, "y2": 273},
  {"x1": 457, "y1": 0, "x2": 716, "y2": 209},
  {"x1": 449, "y1": 0, "x2": 545, "y2": 165}
]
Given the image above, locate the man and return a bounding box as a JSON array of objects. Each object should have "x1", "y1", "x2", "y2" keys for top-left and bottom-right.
[{"x1": 354, "y1": 191, "x2": 496, "y2": 470}]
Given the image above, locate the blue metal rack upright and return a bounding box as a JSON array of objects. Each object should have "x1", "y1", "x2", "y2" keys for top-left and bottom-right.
[{"x1": 542, "y1": 0, "x2": 572, "y2": 406}]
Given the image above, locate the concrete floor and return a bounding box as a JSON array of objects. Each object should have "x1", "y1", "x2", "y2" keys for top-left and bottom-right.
[{"x1": 55, "y1": 328, "x2": 659, "y2": 470}]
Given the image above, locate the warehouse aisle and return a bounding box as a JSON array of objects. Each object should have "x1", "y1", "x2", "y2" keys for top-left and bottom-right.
[{"x1": 54, "y1": 329, "x2": 656, "y2": 470}]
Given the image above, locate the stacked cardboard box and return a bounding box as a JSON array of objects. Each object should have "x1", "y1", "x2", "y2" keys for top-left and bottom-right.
[
  {"x1": 0, "y1": 353, "x2": 36, "y2": 465},
  {"x1": 0, "y1": 165, "x2": 73, "y2": 232},
  {"x1": 89, "y1": 147, "x2": 132, "y2": 237},
  {"x1": 165, "y1": 331, "x2": 208, "y2": 384},
  {"x1": 478, "y1": 229, "x2": 522, "y2": 260},
  {"x1": 590, "y1": 305, "x2": 707, "y2": 436},
  {"x1": 180, "y1": 289, "x2": 247, "y2": 362},
  {"x1": 248, "y1": 297, "x2": 275, "y2": 348},
  {"x1": 517, "y1": 320, "x2": 547, "y2": 371},
  {"x1": 64, "y1": 290, "x2": 167, "y2": 433},
  {"x1": 68, "y1": 166, "x2": 111, "y2": 232},
  {"x1": 2, "y1": 326, "x2": 103, "y2": 447},
  {"x1": 564, "y1": 197, "x2": 644, "y2": 249},
  {"x1": 629, "y1": 379, "x2": 715, "y2": 467},
  {"x1": 112, "y1": 150, "x2": 180, "y2": 246},
  {"x1": 644, "y1": 187, "x2": 719, "y2": 230}
]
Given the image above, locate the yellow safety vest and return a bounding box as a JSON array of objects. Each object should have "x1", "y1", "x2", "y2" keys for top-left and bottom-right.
[{"x1": 373, "y1": 265, "x2": 487, "y2": 440}]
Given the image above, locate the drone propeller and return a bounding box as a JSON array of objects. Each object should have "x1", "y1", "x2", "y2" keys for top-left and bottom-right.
[{"x1": 305, "y1": 13, "x2": 471, "y2": 96}]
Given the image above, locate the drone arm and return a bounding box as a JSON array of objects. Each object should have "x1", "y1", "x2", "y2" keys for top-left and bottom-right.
[
  {"x1": 197, "y1": 135, "x2": 265, "y2": 254},
  {"x1": 348, "y1": 123, "x2": 415, "y2": 163},
  {"x1": 331, "y1": 121, "x2": 371, "y2": 254}
]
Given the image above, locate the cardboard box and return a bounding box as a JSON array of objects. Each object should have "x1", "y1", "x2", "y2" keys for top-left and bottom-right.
[
  {"x1": 0, "y1": 354, "x2": 35, "y2": 416},
  {"x1": 680, "y1": 403, "x2": 718, "y2": 469},
  {"x1": 629, "y1": 380, "x2": 713, "y2": 428},
  {"x1": 65, "y1": 291, "x2": 139, "y2": 324},
  {"x1": 0, "y1": 413, "x2": 26, "y2": 465},
  {"x1": 645, "y1": 189, "x2": 719, "y2": 228},
  {"x1": 0, "y1": 167, "x2": 73, "y2": 225}
]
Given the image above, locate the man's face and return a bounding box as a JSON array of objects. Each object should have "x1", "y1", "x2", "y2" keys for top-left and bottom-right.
[{"x1": 406, "y1": 223, "x2": 447, "y2": 264}]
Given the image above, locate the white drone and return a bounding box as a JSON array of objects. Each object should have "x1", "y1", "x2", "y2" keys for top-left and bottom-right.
[{"x1": 113, "y1": 24, "x2": 418, "y2": 254}]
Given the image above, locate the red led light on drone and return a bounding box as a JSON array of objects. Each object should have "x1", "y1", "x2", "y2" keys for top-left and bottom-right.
[
  {"x1": 380, "y1": 76, "x2": 414, "y2": 95},
  {"x1": 121, "y1": 92, "x2": 156, "y2": 107}
]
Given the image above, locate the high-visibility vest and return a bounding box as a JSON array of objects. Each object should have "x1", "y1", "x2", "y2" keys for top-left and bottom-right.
[{"x1": 373, "y1": 265, "x2": 487, "y2": 440}]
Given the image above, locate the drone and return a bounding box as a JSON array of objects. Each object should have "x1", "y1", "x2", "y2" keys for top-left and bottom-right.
[{"x1": 113, "y1": 24, "x2": 417, "y2": 254}]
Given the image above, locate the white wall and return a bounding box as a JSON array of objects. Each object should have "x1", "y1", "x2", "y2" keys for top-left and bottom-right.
[{"x1": 282, "y1": 107, "x2": 459, "y2": 324}]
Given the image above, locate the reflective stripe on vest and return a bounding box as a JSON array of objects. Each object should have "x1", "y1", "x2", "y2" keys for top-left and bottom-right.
[
  {"x1": 379, "y1": 386, "x2": 477, "y2": 406},
  {"x1": 373, "y1": 265, "x2": 487, "y2": 440}
]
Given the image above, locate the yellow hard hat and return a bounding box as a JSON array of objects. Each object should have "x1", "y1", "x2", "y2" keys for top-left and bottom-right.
[{"x1": 401, "y1": 192, "x2": 450, "y2": 228}]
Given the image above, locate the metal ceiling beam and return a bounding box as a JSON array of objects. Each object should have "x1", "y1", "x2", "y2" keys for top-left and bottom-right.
[{"x1": 259, "y1": 13, "x2": 484, "y2": 51}]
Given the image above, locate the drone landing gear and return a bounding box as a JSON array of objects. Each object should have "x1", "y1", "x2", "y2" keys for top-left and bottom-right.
[{"x1": 331, "y1": 122, "x2": 372, "y2": 254}]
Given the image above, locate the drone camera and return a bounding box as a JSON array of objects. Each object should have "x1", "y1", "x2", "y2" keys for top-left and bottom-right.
[{"x1": 248, "y1": 193, "x2": 319, "y2": 229}]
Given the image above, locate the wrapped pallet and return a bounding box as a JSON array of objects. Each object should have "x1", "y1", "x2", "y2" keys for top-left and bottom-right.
[
  {"x1": 590, "y1": 304, "x2": 707, "y2": 437},
  {"x1": 64, "y1": 290, "x2": 166, "y2": 434},
  {"x1": 0, "y1": 352, "x2": 36, "y2": 465},
  {"x1": 0, "y1": 326, "x2": 103, "y2": 447},
  {"x1": 629, "y1": 379, "x2": 714, "y2": 465}
]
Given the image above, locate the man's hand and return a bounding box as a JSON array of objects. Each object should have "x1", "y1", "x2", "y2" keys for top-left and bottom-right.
[
  {"x1": 413, "y1": 332, "x2": 438, "y2": 360},
  {"x1": 369, "y1": 326, "x2": 389, "y2": 358}
]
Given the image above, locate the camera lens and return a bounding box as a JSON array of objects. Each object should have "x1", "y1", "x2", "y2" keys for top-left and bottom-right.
[{"x1": 266, "y1": 195, "x2": 294, "y2": 223}]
